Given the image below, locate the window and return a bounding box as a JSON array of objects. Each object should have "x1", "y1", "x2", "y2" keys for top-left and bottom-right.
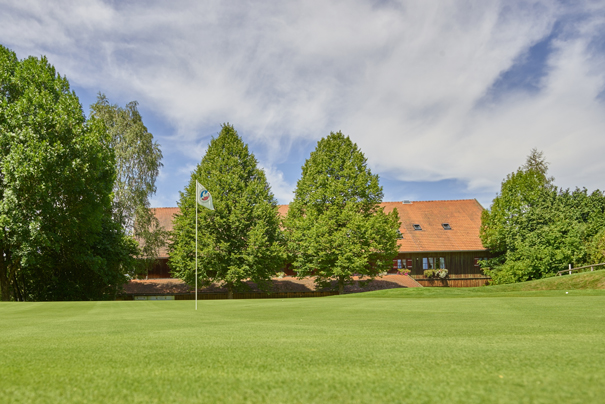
[
  {"x1": 474, "y1": 257, "x2": 488, "y2": 267},
  {"x1": 442, "y1": 223, "x2": 451, "y2": 230},
  {"x1": 396, "y1": 230, "x2": 404, "y2": 239},
  {"x1": 397, "y1": 259, "x2": 402, "y2": 269},
  {"x1": 439, "y1": 257, "x2": 445, "y2": 269},
  {"x1": 423, "y1": 257, "x2": 434, "y2": 269},
  {"x1": 413, "y1": 224, "x2": 422, "y2": 231}
]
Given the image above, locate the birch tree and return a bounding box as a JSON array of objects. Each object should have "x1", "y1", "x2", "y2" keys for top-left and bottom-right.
[{"x1": 90, "y1": 94, "x2": 166, "y2": 264}]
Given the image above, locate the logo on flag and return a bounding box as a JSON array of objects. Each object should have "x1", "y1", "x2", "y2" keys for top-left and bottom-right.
[{"x1": 196, "y1": 181, "x2": 214, "y2": 210}]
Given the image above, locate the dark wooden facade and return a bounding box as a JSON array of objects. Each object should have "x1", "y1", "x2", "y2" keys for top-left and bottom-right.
[
  {"x1": 413, "y1": 278, "x2": 490, "y2": 287},
  {"x1": 390, "y1": 251, "x2": 491, "y2": 286},
  {"x1": 391, "y1": 251, "x2": 489, "y2": 276},
  {"x1": 144, "y1": 258, "x2": 171, "y2": 279}
]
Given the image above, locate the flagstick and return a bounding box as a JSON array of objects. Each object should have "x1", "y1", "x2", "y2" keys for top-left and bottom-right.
[{"x1": 195, "y1": 183, "x2": 198, "y2": 311}]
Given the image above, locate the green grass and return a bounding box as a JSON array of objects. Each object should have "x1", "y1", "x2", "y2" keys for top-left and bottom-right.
[
  {"x1": 490, "y1": 268, "x2": 605, "y2": 291},
  {"x1": 2, "y1": 291, "x2": 605, "y2": 403},
  {"x1": 356, "y1": 269, "x2": 605, "y2": 299}
]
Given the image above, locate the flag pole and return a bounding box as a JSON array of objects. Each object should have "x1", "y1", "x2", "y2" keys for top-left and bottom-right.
[
  {"x1": 194, "y1": 180, "x2": 214, "y2": 311},
  {"x1": 195, "y1": 182, "x2": 198, "y2": 311}
]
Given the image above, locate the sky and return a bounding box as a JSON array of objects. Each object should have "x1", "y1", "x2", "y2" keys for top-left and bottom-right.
[{"x1": 1, "y1": 0, "x2": 605, "y2": 209}]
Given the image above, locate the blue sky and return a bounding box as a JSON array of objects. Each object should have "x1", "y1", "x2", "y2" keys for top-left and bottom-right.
[{"x1": 2, "y1": 0, "x2": 605, "y2": 208}]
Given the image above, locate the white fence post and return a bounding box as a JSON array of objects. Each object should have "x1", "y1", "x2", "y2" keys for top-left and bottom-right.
[{"x1": 559, "y1": 262, "x2": 604, "y2": 276}]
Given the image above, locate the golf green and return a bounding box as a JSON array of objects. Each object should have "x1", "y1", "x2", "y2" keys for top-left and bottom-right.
[{"x1": 1, "y1": 291, "x2": 604, "y2": 403}]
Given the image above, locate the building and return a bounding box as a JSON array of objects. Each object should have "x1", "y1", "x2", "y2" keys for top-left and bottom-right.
[
  {"x1": 381, "y1": 200, "x2": 490, "y2": 287},
  {"x1": 142, "y1": 207, "x2": 178, "y2": 279},
  {"x1": 145, "y1": 200, "x2": 490, "y2": 286}
]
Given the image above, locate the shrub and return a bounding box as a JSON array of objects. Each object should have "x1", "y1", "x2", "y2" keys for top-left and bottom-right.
[{"x1": 424, "y1": 269, "x2": 448, "y2": 279}]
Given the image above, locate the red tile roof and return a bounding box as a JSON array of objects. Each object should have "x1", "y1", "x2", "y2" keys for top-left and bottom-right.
[
  {"x1": 382, "y1": 200, "x2": 487, "y2": 252},
  {"x1": 277, "y1": 204, "x2": 289, "y2": 218},
  {"x1": 152, "y1": 207, "x2": 179, "y2": 232},
  {"x1": 151, "y1": 208, "x2": 179, "y2": 258},
  {"x1": 151, "y1": 199, "x2": 487, "y2": 256}
]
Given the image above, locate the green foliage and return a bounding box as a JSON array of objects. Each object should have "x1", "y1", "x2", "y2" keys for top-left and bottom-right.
[
  {"x1": 481, "y1": 149, "x2": 605, "y2": 284},
  {"x1": 587, "y1": 229, "x2": 605, "y2": 264},
  {"x1": 0, "y1": 45, "x2": 133, "y2": 301},
  {"x1": 480, "y1": 149, "x2": 553, "y2": 256},
  {"x1": 424, "y1": 269, "x2": 447, "y2": 279},
  {"x1": 90, "y1": 94, "x2": 166, "y2": 270},
  {"x1": 284, "y1": 131, "x2": 400, "y2": 294},
  {"x1": 169, "y1": 124, "x2": 284, "y2": 297}
]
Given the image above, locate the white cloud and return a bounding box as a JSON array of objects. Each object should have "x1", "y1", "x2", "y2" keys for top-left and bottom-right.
[
  {"x1": 260, "y1": 165, "x2": 296, "y2": 204},
  {"x1": 149, "y1": 192, "x2": 180, "y2": 209},
  {"x1": 175, "y1": 163, "x2": 198, "y2": 177},
  {"x1": 2, "y1": 0, "x2": 605, "y2": 203}
]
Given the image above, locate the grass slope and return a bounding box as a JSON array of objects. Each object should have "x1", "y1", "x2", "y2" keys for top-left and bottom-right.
[
  {"x1": 491, "y1": 269, "x2": 605, "y2": 291},
  {"x1": 2, "y1": 294, "x2": 605, "y2": 404},
  {"x1": 355, "y1": 270, "x2": 605, "y2": 299}
]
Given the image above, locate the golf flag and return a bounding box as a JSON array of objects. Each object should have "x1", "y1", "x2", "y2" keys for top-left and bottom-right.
[{"x1": 196, "y1": 181, "x2": 214, "y2": 210}]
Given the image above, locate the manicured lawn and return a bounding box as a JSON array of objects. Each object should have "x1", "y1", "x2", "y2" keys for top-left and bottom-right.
[{"x1": 2, "y1": 291, "x2": 604, "y2": 403}]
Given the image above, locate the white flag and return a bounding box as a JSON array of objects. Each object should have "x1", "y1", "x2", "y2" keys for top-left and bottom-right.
[{"x1": 196, "y1": 181, "x2": 214, "y2": 210}]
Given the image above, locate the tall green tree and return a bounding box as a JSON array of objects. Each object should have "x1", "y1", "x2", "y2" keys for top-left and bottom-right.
[
  {"x1": 587, "y1": 228, "x2": 605, "y2": 264},
  {"x1": 168, "y1": 124, "x2": 284, "y2": 298},
  {"x1": 284, "y1": 131, "x2": 400, "y2": 294},
  {"x1": 0, "y1": 45, "x2": 135, "y2": 301},
  {"x1": 90, "y1": 94, "x2": 166, "y2": 267},
  {"x1": 481, "y1": 149, "x2": 605, "y2": 284},
  {"x1": 480, "y1": 148, "x2": 553, "y2": 257}
]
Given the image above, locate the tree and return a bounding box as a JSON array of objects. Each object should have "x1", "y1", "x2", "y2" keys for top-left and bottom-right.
[
  {"x1": 0, "y1": 45, "x2": 135, "y2": 301},
  {"x1": 480, "y1": 148, "x2": 553, "y2": 257},
  {"x1": 481, "y1": 149, "x2": 605, "y2": 284},
  {"x1": 587, "y1": 228, "x2": 605, "y2": 265},
  {"x1": 284, "y1": 131, "x2": 400, "y2": 294},
  {"x1": 89, "y1": 94, "x2": 166, "y2": 268},
  {"x1": 168, "y1": 124, "x2": 284, "y2": 298}
]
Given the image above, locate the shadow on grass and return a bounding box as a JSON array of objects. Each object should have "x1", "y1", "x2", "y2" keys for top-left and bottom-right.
[{"x1": 124, "y1": 278, "x2": 410, "y2": 295}]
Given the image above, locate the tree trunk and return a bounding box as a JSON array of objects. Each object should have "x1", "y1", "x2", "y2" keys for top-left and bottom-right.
[
  {"x1": 12, "y1": 270, "x2": 24, "y2": 302},
  {"x1": 227, "y1": 284, "x2": 234, "y2": 299},
  {"x1": 0, "y1": 249, "x2": 10, "y2": 301},
  {"x1": 338, "y1": 278, "x2": 344, "y2": 295}
]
